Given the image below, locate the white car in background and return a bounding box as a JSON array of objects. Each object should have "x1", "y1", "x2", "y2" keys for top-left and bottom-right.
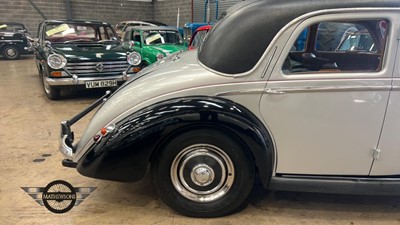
[{"x1": 115, "y1": 20, "x2": 157, "y2": 37}]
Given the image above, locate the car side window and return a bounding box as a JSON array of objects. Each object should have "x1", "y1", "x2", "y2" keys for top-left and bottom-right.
[
  {"x1": 282, "y1": 19, "x2": 389, "y2": 74},
  {"x1": 291, "y1": 28, "x2": 309, "y2": 52},
  {"x1": 105, "y1": 27, "x2": 116, "y2": 40},
  {"x1": 99, "y1": 27, "x2": 107, "y2": 40},
  {"x1": 123, "y1": 31, "x2": 130, "y2": 42},
  {"x1": 133, "y1": 31, "x2": 141, "y2": 43}
]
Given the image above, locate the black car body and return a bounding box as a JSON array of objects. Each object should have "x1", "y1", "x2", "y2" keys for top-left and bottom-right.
[{"x1": 0, "y1": 22, "x2": 32, "y2": 60}]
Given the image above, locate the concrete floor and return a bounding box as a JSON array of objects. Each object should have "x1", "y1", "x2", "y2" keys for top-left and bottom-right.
[{"x1": 1, "y1": 56, "x2": 400, "y2": 225}]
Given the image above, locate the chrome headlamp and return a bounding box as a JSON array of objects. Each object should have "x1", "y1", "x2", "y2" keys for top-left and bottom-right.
[
  {"x1": 127, "y1": 52, "x2": 141, "y2": 66},
  {"x1": 47, "y1": 54, "x2": 67, "y2": 69}
]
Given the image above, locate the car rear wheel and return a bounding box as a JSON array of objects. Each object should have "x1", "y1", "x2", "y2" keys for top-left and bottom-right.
[
  {"x1": 151, "y1": 128, "x2": 255, "y2": 217},
  {"x1": 2, "y1": 45, "x2": 20, "y2": 60},
  {"x1": 41, "y1": 69, "x2": 61, "y2": 100}
]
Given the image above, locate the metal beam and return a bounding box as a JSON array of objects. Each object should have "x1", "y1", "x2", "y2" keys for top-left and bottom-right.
[{"x1": 27, "y1": 0, "x2": 47, "y2": 20}]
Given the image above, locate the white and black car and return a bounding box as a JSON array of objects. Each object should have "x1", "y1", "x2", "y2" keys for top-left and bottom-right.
[{"x1": 59, "y1": 0, "x2": 400, "y2": 217}]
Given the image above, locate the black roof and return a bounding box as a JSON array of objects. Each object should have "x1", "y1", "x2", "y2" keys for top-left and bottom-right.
[{"x1": 198, "y1": 0, "x2": 400, "y2": 75}]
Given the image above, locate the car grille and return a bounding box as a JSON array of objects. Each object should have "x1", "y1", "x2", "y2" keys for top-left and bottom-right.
[{"x1": 65, "y1": 61, "x2": 130, "y2": 76}]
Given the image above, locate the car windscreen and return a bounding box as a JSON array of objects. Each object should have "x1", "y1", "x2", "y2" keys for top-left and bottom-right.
[
  {"x1": 44, "y1": 23, "x2": 117, "y2": 43},
  {"x1": 0, "y1": 23, "x2": 25, "y2": 32},
  {"x1": 143, "y1": 30, "x2": 182, "y2": 45},
  {"x1": 116, "y1": 23, "x2": 126, "y2": 30}
]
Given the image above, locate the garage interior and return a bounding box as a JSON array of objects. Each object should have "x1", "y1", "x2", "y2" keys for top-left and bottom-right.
[{"x1": 1, "y1": 0, "x2": 400, "y2": 224}]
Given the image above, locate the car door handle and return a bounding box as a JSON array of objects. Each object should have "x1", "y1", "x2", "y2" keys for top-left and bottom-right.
[{"x1": 265, "y1": 89, "x2": 286, "y2": 95}]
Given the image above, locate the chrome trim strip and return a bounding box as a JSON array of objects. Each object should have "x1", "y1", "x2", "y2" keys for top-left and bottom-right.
[
  {"x1": 46, "y1": 74, "x2": 133, "y2": 86},
  {"x1": 65, "y1": 68, "x2": 127, "y2": 73},
  {"x1": 66, "y1": 64, "x2": 128, "y2": 70},
  {"x1": 266, "y1": 85, "x2": 391, "y2": 93},
  {"x1": 67, "y1": 61, "x2": 129, "y2": 66},
  {"x1": 0, "y1": 40, "x2": 23, "y2": 42},
  {"x1": 215, "y1": 89, "x2": 265, "y2": 97},
  {"x1": 215, "y1": 85, "x2": 391, "y2": 97}
]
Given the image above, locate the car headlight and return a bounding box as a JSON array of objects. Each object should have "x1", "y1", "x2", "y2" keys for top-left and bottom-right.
[
  {"x1": 127, "y1": 52, "x2": 141, "y2": 66},
  {"x1": 47, "y1": 54, "x2": 67, "y2": 69},
  {"x1": 156, "y1": 53, "x2": 164, "y2": 61}
]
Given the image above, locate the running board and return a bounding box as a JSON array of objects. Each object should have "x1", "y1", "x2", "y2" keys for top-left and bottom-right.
[{"x1": 269, "y1": 175, "x2": 400, "y2": 195}]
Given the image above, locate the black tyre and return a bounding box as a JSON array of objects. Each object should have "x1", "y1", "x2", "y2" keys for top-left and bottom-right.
[
  {"x1": 41, "y1": 69, "x2": 61, "y2": 100},
  {"x1": 2, "y1": 45, "x2": 20, "y2": 60},
  {"x1": 152, "y1": 128, "x2": 255, "y2": 217}
]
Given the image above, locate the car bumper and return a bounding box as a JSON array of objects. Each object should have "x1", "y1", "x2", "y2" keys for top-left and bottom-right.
[
  {"x1": 59, "y1": 91, "x2": 113, "y2": 162},
  {"x1": 47, "y1": 73, "x2": 134, "y2": 86},
  {"x1": 60, "y1": 121, "x2": 74, "y2": 160}
]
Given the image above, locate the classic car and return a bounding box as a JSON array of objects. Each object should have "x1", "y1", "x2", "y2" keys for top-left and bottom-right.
[
  {"x1": 142, "y1": 20, "x2": 168, "y2": 26},
  {"x1": 115, "y1": 20, "x2": 157, "y2": 38},
  {"x1": 59, "y1": 0, "x2": 400, "y2": 218},
  {"x1": 188, "y1": 25, "x2": 212, "y2": 50},
  {"x1": 0, "y1": 22, "x2": 32, "y2": 60},
  {"x1": 121, "y1": 26, "x2": 186, "y2": 68},
  {"x1": 182, "y1": 22, "x2": 209, "y2": 44},
  {"x1": 33, "y1": 20, "x2": 141, "y2": 100}
]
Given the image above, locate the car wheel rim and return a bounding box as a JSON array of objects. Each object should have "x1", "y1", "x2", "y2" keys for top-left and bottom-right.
[
  {"x1": 170, "y1": 144, "x2": 235, "y2": 203},
  {"x1": 6, "y1": 48, "x2": 16, "y2": 57}
]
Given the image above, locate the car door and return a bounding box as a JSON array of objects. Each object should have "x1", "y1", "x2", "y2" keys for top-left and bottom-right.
[
  {"x1": 370, "y1": 33, "x2": 400, "y2": 176},
  {"x1": 260, "y1": 12, "x2": 396, "y2": 176}
]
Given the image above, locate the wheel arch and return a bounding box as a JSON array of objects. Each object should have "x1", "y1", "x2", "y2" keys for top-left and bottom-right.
[{"x1": 78, "y1": 96, "x2": 275, "y2": 187}]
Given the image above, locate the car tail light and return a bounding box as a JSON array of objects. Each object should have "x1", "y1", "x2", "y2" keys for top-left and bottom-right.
[{"x1": 100, "y1": 127, "x2": 107, "y2": 136}]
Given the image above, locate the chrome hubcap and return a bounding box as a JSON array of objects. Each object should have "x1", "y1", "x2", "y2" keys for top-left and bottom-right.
[
  {"x1": 6, "y1": 48, "x2": 16, "y2": 57},
  {"x1": 170, "y1": 144, "x2": 234, "y2": 203},
  {"x1": 191, "y1": 164, "x2": 214, "y2": 186}
]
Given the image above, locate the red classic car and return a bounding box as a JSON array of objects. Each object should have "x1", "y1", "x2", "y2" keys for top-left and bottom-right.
[{"x1": 188, "y1": 25, "x2": 212, "y2": 50}]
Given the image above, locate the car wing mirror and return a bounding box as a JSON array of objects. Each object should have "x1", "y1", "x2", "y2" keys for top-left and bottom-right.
[
  {"x1": 44, "y1": 40, "x2": 51, "y2": 47},
  {"x1": 128, "y1": 40, "x2": 141, "y2": 47}
]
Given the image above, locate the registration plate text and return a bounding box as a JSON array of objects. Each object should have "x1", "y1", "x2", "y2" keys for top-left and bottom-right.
[{"x1": 85, "y1": 80, "x2": 118, "y2": 89}]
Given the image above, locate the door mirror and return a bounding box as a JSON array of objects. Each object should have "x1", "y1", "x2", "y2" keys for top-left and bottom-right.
[
  {"x1": 128, "y1": 40, "x2": 141, "y2": 48},
  {"x1": 44, "y1": 40, "x2": 51, "y2": 47}
]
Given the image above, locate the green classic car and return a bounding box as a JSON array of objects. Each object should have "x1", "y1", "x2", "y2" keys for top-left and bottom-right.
[
  {"x1": 33, "y1": 20, "x2": 141, "y2": 100},
  {"x1": 121, "y1": 26, "x2": 186, "y2": 68}
]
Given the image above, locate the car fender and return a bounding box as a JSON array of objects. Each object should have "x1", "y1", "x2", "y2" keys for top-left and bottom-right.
[{"x1": 77, "y1": 96, "x2": 274, "y2": 187}]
